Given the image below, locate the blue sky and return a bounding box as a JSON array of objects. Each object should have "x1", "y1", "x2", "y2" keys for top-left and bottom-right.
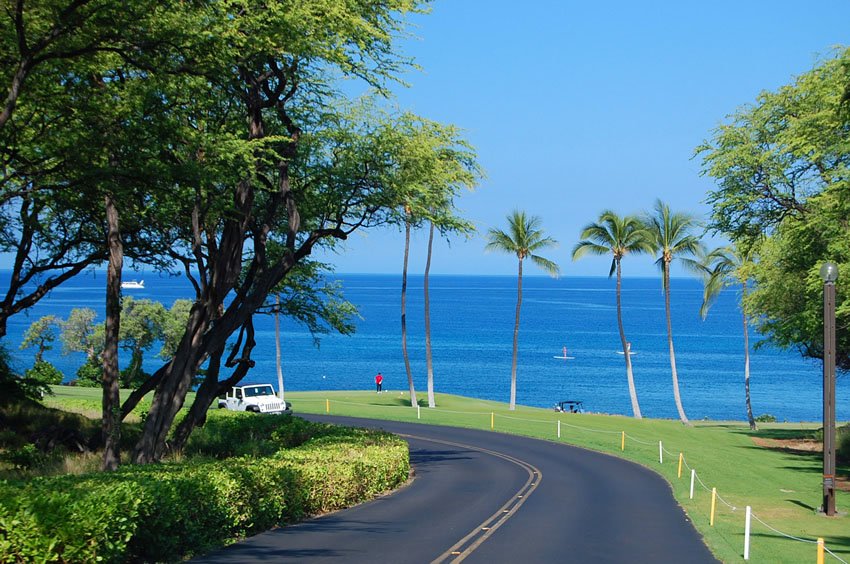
[{"x1": 317, "y1": 0, "x2": 850, "y2": 277}]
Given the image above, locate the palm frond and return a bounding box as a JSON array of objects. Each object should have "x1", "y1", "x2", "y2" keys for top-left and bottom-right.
[
  {"x1": 572, "y1": 241, "x2": 610, "y2": 260},
  {"x1": 530, "y1": 254, "x2": 560, "y2": 277}
]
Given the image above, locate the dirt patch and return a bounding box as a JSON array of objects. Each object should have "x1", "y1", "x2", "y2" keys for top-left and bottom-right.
[{"x1": 751, "y1": 437, "x2": 849, "y2": 492}]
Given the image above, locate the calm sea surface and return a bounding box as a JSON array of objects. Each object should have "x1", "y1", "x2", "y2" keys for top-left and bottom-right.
[{"x1": 3, "y1": 271, "x2": 848, "y2": 423}]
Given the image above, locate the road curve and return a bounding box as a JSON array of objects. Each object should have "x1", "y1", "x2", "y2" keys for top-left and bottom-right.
[{"x1": 194, "y1": 415, "x2": 718, "y2": 564}]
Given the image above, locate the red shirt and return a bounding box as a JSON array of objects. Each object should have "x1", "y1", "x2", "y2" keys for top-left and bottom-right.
[{"x1": 375, "y1": 374, "x2": 383, "y2": 384}]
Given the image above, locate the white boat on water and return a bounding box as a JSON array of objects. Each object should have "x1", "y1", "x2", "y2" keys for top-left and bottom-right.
[{"x1": 121, "y1": 280, "x2": 144, "y2": 289}]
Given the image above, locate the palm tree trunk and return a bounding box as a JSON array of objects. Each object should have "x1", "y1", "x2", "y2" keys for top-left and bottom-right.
[
  {"x1": 510, "y1": 258, "x2": 523, "y2": 410},
  {"x1": 664, "y1": 264, "x2": 689, "y2": 425},
  {"x1": 102, "y1": 192, "x2": 123, "y2": 471},
  {"x1": 275, "y1": 294, "x2": 284, "y2": 402},
  {"x1": 616, "y1": 260, "x2": 642, "y2": 418},
  {"x1": 424, "y1": 221, "x2": 436, "y2": 408},
  {"x1": 742, "y1": 284, "x2": 756, "y2": 430},
  {"x1": 400, "y1": 220, "x2": 417, "y2": 407}
]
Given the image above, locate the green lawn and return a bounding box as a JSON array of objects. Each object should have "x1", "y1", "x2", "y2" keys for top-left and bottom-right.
[{"x1": 47, "y1": 386, "x2": 849, "y2": 563}]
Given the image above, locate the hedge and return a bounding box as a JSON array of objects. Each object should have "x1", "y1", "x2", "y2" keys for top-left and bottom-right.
[{"x1": 0, "y1": 419, "x2": 409, "y2": 563}]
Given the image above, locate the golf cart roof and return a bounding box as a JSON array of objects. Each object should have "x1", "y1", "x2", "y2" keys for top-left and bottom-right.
[{"x1": 556, "y1": 400, "x2": 583, "y2": 407}]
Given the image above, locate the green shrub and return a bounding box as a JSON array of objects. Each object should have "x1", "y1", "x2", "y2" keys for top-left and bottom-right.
[
  {"x1": 0, "y1": 444, "x2": 49, "y2": 471},
  {"x1": 184, "y1": 410, "x2": 314, "y2": 459},
  {"x1": 24, "y1": 361, "x2": 63, "y2": 386},
  {"x1": 754, "y1": 413, "x2": 777, "y2": 423},
  {"x1": 838, "y1": 424, "x2": 850, "y2": 463},
  {"x1": 0, "y1": 419, "x2": 410, "y2": 562},
  {"x1": 74, "y1": 362, "x2": 101, "y2": 387}
]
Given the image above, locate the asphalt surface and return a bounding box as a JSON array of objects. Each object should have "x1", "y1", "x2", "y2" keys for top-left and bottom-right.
[{"x1": 194, "y1": 415, "x2": 719, "y2": 563}]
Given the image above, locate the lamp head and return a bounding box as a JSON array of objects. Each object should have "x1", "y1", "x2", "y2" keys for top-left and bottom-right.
[{"x1": 820, "y1": 261, "x2": 839, "y2": 283}]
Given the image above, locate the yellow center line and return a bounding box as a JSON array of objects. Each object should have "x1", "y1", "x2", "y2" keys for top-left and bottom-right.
[{"x1": 398, "y1": 433, "x2": 542, "y2": 564}]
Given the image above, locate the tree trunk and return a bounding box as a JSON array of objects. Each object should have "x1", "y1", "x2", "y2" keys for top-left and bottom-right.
[
  {"x1": 616, "y1": 260, "x2": 641, "y2": 418},
  {"x1": 275, "y1": 294, "x2": 285, "y2": 402},
  {"x1": 102, "y1": 193, "x2": 123, "y2": 471},
  {"x1": 170, "y1": 345, "x2": 225, "y2": 452},
  {"x1": 424, "y1": 221, "x2": 435, "y2": 408},
  {"x1": 742, "y1": 284, "x2": 756, "y2": 430},
  {"x1": 132, "y1": 303, "x2": 211, "y2": 463},
  {"x1": 400, "y1": 219, "x2": 417, "y2": 407},
  {"x1": 510, "y1": 258, "x2": 523, "y2": 410},
  {"x1": 170, "y1": 321, "x2": 256, "y2": 453},
  {"x1": 664, "y1": 263, "x2": 689, "y2": 425}
]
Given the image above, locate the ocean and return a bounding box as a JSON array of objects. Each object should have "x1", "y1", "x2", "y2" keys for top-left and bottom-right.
[{"x1": 3, "y1": 271, "x2": 848, "y2": 423}]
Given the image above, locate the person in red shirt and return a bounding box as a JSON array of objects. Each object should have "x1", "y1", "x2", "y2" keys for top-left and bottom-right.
[{"x1": 375, "y1": 372, "x2": 383, "y2": 393}]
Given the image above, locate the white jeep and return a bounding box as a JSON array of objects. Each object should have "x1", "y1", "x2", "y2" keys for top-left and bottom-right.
[{"x1": 217, "y1": 384, "x2": 292, "y2": 414}]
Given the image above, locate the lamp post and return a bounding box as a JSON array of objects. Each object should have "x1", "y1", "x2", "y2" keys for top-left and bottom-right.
[{"x1": 819, "y1": 261, "x2": 838, "y2": 516}]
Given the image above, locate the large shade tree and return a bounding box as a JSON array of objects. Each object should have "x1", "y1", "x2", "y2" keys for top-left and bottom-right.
[
  {"x1": 644, "y1": 200, "x2": 703, "y2": 425},
  {"x1": 109, "y1": 1, "x2": 488, "y2": 463},
  {"x1": 0, "y1": 0, "x2": 182, "y2": 340},
  {"x1": 572, "y1": 211, "x2": 651, "y2": 418},
  {"x1": 699, "y1": 48, "x2": 850, "y2": 370},
  {"x1": 486, "y1": 211, "x2": 559, "y2": 411}
]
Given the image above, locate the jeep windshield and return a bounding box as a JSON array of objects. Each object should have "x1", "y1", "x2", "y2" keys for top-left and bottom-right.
[{"x1": 244, "y1": 385, "x2": 275, "y2": 397}]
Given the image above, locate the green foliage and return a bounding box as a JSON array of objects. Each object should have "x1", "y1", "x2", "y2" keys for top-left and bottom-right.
[
  {"x1": 184, "y1": 411, "x2": 315, "y2": 459},
  {"x1": 19, "y1": 316, "x2": 59, "y2": 364},
  {"x1": 158, "y1": 299, "x2": 193, "y2": 360},
  {"x1": 572, "y1": 211, "x2": 652, "y2": 276},
  {"x1": 74, "y1": 361, "x2": 102, "y2": 388},
  {"x1": 699, "y1": 47, "x2": 850, "y2": 242},
  {"x1": 258, "y1": 260, "x2": 359, "y2": 345},
  {"x1": 118, "y1": 297, "x2": 167, "y2": 388},
  {"x1": 24, "y1": 361, "x2": 63, "y2": 386},
  {"x1": 838, "y1": 424, "x2": 850, "y2": 463},
  {"x1": 485, "y1": 210, "x2": 560, "y2": 276},
  {"x1": 743, "y1": 196, "x2": 850, "y2": 368},
  {"x1": 699, "y1": 49, "x2": 850, "y2": 369},
  {"x1": 61, "y1": 308, "x2": 100, "y2": 363},
  {"x1": 0, "y1": 345, "x2": 48, "y2": 403},
  {"x1": 0, "y1": 415, "x2": 409, "y2": 562},
  {"x1": 0, "y1": 444, "x2": 49, "y2": 471},
  {"x1": 754, "y1": 413, "x2": 777, "y2": 423}
]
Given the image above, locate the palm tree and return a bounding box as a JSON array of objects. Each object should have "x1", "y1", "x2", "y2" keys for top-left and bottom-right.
[
  {"x1": 699, "y1": 245, "x2": 757, "y2": 430},
  {"x1": 399, "y1": 207, "x2": 418, "y2": 408},
  {"x1": 486, "y1": 210, "x2": 560, "y2": 410},
  {"x1": 424, "y1": 220, "x2": 437, "y2": 408},
  {"x1": 572, "y1": 211, "x2": 652, "y2": 418},
  {"x1": 644, "y1": 199, "x2": 703, "y2": 425}
]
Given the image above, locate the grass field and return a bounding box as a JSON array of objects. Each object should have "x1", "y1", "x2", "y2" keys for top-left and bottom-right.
[{"x1": 46, "y1": 386, "x2": 849, "y2": 563}]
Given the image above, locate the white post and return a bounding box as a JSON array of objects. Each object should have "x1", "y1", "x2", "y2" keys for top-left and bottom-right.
[
  {"x1": 744, "y1": 505, "x2": 751, "y2": 560},
  {"x1": 659, "y1": 441, "x2": 663, "y2": 464},
  {"x1": 558, "y1": 420, "x2": 561, "y2": 438},
  {"x1": 417, "y1": 404, "x2": 421, "y2": 420},
  {"x1": 690, "y1": 469, "x2": 696, "y2": 499}
]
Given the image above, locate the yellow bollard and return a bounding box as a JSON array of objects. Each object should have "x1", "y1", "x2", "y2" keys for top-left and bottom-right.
[
  {"x1": 326, "y1": 398, "x2": 330, "y2": 413},
  {"x1": 621, "y1": 431, "x2": 625, "y2": 451},
  {"x1": 710, "y1": 487, "x2": 717, "y2": 526},
  {"x1": 817, "y1": 538, "x2": 824, "y2": 564},
  {"x1": 491, "y1": 412, "x2": 494, "y2": 430},
  {"x1": 678, "y1": 453, "x2": 683, "y2": 478}
]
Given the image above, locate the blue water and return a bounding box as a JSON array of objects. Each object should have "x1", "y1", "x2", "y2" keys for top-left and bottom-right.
[{"x1": 3, "y1": 271, "x2": 848, "y2": 423}]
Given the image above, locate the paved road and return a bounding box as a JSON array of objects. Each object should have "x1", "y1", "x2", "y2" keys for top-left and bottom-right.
[{"x1": 195, "y1": 415, "x2": 719, "y2": 563}]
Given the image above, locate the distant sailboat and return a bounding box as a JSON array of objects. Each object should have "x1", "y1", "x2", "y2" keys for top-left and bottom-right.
[
  {"x1": 616, "y1": 342, "x2": 637, "y2": 355},
  {"x1": 553, "y1": 346, "x2": 575, "y2": 360},
  {"x1": 121, "y1": 280, "x2": 144, "y2": 289}
]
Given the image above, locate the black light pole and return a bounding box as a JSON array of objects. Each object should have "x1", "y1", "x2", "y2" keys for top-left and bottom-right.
[{"x1": 819, "y1": 261, "x2": 838, "y2": 516}]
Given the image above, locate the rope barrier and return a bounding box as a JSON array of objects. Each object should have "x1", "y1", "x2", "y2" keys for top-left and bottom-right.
[{"x1": 624, "y1": 433, "x2": 655, "y2": 446}]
